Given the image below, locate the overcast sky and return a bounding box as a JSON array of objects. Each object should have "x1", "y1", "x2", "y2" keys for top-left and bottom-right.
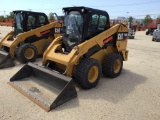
[{"x1": 0, "y1": 0, "x2": 160, "y2": 19}]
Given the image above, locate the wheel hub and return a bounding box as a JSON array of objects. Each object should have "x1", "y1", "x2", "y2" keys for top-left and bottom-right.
[
  {"x1": 24, "y1": 48, "x2": 34, "y2": 59},
  {"x1": 88, "y1": 66, "x2": 98, "y2": 83},
  {"x1": 114, "y1": 59, "x2": 121, "y2": 73}
]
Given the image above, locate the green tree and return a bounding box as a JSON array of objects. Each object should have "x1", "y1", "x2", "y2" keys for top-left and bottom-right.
[
  {"x1": 128, "y1": 16, "x2": 133, "y2": 23},
  {"x1": 6, "y1": 12, "x2": 14, "y2": 19},
  {"x1": 156, "y1": 15, "x2": 160, "y2": 23},
  {"x1": 0, "y1": 15, "x2": 5, "y2": 21},
  {"x1": 143, "y1": 14, "x2": 152, "y2": 26},
  {"x1": 48, "y1": 12, "x2": 55, "y2": 22}
]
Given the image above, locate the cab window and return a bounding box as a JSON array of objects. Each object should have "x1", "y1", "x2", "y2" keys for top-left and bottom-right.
[
  {"x1": 39, "y1": 15, "x2": 46, "y2": 25},
  {"x1": 27, "y1": 15, "x2": 36, "y2": 30},
  {"x1": 98, "y1": 15, "x2": 107, "y2": 31},
  {"x1": 87, "y1": 14, "x2": 99, "y2": 38}
]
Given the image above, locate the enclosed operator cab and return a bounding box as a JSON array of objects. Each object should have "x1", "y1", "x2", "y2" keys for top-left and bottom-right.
[
  {"x1": 13, "y1": 10, "x2": 49, "y2": 37},
  {"x1": 62, "y1": 7, "x2": 110, "y2": 52}
]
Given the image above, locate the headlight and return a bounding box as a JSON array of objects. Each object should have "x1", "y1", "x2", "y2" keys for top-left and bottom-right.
[{"x1": 81, "y1": 9, "x2": 84, "y2": 12}]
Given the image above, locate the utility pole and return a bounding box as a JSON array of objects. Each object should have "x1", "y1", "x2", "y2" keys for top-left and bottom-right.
[
  {"x1": 126, "y1": 12, "x2": 129, "y2": 22},
  {"x1": 3, "y1": 11, "x2": 6, "y2": 18}
]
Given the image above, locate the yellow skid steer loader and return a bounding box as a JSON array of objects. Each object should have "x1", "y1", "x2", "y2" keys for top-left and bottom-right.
[
  {"x1": 9, "y1": 7, "x2": 129, "y2": 112},
  {"x1": 0, "y1": 10, "x2": 62, "y2": 68}
]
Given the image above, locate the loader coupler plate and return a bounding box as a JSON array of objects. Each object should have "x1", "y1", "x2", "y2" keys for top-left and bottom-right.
[
  {"x1": 8, "y1": 62, "x2": 77, "y2": 112},
  {"x1": 0, "y1": 50, "x2": 15, "y2": 69}
]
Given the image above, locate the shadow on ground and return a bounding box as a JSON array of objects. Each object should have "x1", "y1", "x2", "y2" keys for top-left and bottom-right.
[
  {"x1": 53, "y1": 69, "x2": 147, "y2": 111},
  {"x1": 1, "y1": 61, "x2": 146, "y2": 112},
  {"x1": 79, "y1": 69, "x2": 146, "y2": 103}
]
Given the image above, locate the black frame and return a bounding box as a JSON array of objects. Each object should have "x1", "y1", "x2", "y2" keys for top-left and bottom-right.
[
  {"x1": 63, "y1": 7, "x2": 110, "y2": 42},
  {"x1": 13, "y1": 10, "x2": 49, "y2": 32}
]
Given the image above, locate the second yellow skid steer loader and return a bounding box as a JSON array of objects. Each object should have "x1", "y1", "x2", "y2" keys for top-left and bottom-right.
[
  {"x1": 0, "y1": 10, "x2": 62, "y2": 68},
  {"x1": 8, "y1": 7, "x2": 129, "y2": 112}
]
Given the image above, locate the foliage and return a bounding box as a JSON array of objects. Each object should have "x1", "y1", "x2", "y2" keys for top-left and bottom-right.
[
  {"x1": 128, "y1": 16, "x2": 133, "y2": 23},
  {"x1": 156, "y1": 15, "x2": 160, "y2": 23},
  {"x1": 0, "y1": 12, "x2": 14, "y2": 21},
  {"x1": 0, "y1": 15, "x2": 5, "y2": 21},
  {"x1": 143, "y1": 15, "x2": 152, "y2": 25},
  {"x1": 135, "y1": 21, "x2": 140, "y2": 25},
  {"x1": 6, "y1": 12, "x2": 14, "y2": 19},
  {"x1": 48, "y1": 12, "x2": 55, "y2": 22}
]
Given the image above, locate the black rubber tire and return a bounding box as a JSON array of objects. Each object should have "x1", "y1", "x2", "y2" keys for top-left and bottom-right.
[
  {"x1": 17, "y1": 43, "x2": 38, "y2": 63},
  {"x1": 74, "y1": 58, "x2": 102, "y2": 89},
  {"x1": 43, "y1": 41, "x2": 51, "y2": 52},
  {"x1": 152, "y1": 38, "x2": 156, "y2": 41},
  {"x1": 102, "y1": 53, "x2": 123, "y2": 78},
  {"x1": 155, "y1": 39, "x2": 159, "y2": 42},
  {"x1": 146, "y1": 31, "x2": 149, "y2": 35},
  {"x1": 129, "y1": 36, "x2": 134, "y2": 39}
]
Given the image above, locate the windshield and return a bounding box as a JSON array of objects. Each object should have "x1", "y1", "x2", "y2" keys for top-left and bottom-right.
[
  {"x1": 62, "y1": 11, "x2": 83, "y2": 52},
  {"x1": 64, "y1": 11, "x2": 83, "y2": 42},
  {"x1": 15, "y1": 13, "x2": 23, "y2": 33}
]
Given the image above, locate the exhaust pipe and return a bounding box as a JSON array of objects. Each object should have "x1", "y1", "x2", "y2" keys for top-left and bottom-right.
[
  {"x1": 0, "y1": 50, "x2": 15, "y2": 69},
  {"x1": 8, "y1": 62, "x2": 77, "y2": 112}
]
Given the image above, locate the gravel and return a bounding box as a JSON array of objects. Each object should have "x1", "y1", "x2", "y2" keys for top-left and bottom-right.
[{"x1": 0, "y1": 26, "x2": 160, "y2": 120}]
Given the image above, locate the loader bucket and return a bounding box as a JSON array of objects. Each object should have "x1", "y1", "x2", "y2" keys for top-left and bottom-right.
[
  {"x1": 0, "y1": 50, "x2": 15, "y2": 69},
  {"x1": 8, "y1": 62, "x2": 77, "y2": 112}
]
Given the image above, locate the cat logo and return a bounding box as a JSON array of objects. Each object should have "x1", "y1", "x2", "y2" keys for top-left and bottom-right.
[
  {"x1": 55, "y1": 28, "x2": 61, "y2": 33},
  {"x1": 118, "y1": 33, "x2": 128, "y2": 40}
]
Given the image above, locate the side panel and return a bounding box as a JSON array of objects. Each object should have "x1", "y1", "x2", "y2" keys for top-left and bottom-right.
[
  {"x1": 116, "y1": 32, "x2": 128, "y2": 52},
  {"x1": 42, "y1": 24, "x2": 129, "y2": 77},
  {"x1": 116, "y1": 25, "x2": 128, "y2": 60},
  {"x1": 32, "y1": 38, "x2": 52, "y2": 55}
]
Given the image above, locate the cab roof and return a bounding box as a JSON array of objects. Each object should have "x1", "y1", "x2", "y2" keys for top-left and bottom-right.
[
  {"x1": 63, "y1": 6, "x2": 108, "y2": 15},
  {"x1": 13, "y1": 10, "x2": 45, "y2": 15}
]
